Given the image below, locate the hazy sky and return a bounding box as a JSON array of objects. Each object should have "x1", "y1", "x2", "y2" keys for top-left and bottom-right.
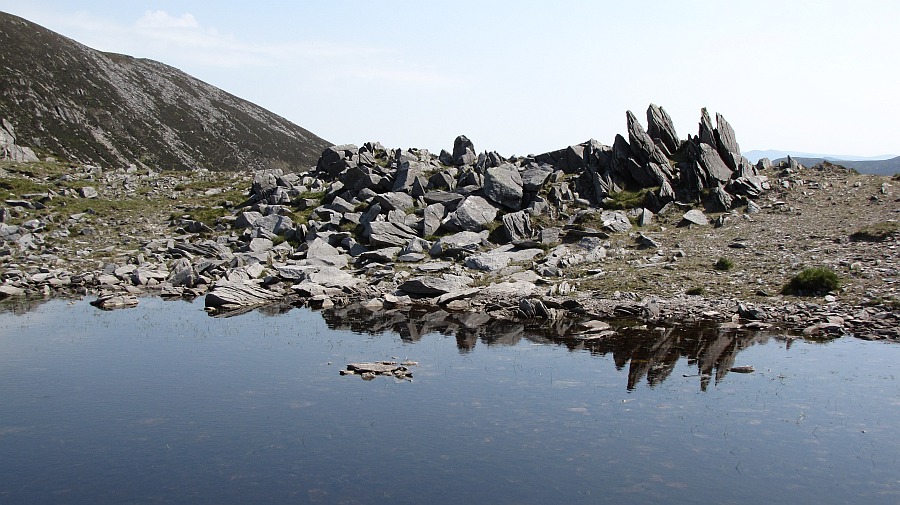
[{"x1": 1, "y1": 1, "x2": 897, "y2": 158}]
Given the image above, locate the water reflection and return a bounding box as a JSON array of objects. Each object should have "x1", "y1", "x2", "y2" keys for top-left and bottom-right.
[
  {"x1": 2, "y1": 297, "x2": 898, "y2": 504},
  {"x1": 0, "y1": 295, "x2": 798, "y2": 391},
  {"x1": 315, "y1": 301, "x2": 788, "y2": 391}
]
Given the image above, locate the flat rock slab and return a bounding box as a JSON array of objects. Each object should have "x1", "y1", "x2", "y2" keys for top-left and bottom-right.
[
  {"x1": 305, "y1": 266, "x2": 360, "y2": 289},
  {"x1": 90, "y1": 294, "x2": 139, "y2": 310},
  {"x1": 417, "y1": 261, "x2": 454, "y2": 272},
  {"x1": 436, "y1": 288, "x2": 480, "y2": 305},
  {"x1": 480, "y1": 280, "x2": 538, "y2": 297},
  {"x1": 0, "y1": 285, "x2": 26, "y2": 297},
  {"x1": 205, "y1": 281, "x2": 281, "y2": 310},
  {"x1": 464, "y1": 247, "x2": 543, "y2": 272},
  {"x1": 341, "y1": 361, "x2": 416, "y2": 380},
  {"x1": 399, "y1": 276, "x2": 469, "y2": 296}
]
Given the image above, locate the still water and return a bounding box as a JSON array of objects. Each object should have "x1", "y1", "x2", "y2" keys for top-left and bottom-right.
[{"x1": 0, "y1": 298, "x2": 898, "y2": 504}]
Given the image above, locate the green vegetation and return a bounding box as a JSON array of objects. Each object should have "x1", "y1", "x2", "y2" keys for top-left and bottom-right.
[
  {"x1": 849, "y1": 221, "x2": 900, "y2": 242},
  {"x1": 296, "y1": 190, "x2": 326, "y2": 201},
  {"x1": 287, "y1": 207, "x2": 314, "y2": 226},
  {"x1": 713, "y1": 257, "x2": 734, "y2": 271},
  {"x1": 178, "y1": 206, "x2": 229, "y2": 228},
  {"x1": 781, "y1": 267, "x2": 840, "y2": 295},
  {"x1": 602, "y1": 187, "x2": 654, "y2": 210},
  {"x1": 686, "y1": 286, "x2": 704, "y2": 296}
]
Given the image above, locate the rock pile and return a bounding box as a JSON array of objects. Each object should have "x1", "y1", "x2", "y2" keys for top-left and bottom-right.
[{"x1": 184, "y1": 105, "x2": 774, "y2": 317}]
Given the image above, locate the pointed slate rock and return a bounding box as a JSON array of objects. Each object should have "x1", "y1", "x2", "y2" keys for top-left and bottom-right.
[{"x1": 646, "y1": 104, "x2": 680, "y2": 154}]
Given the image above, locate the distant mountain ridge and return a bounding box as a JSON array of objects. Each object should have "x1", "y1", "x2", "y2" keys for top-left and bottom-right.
[
  {"x1": 743, "y1": 149, "x2": 897, "y2": 163},
  {"x1": 0, "y1": 11, "x2": 330, "y2": 171},
  {"x1": 744, "y1": 150, "x2": 900, "y2": 176},
  {"x1": 770, "y1": 156, "x2": 900, "y2": 176}
]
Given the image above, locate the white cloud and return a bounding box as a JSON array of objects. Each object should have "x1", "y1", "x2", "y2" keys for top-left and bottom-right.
[
  {"x1": 118, "y1": 10, "x2": 457, "y2": 90},
  {"x1": 338, "y1": 64, "x2": 465, "y2": 88},
  {"x1": 136, "y1": 10, "x2": 199, "y2": 29}
]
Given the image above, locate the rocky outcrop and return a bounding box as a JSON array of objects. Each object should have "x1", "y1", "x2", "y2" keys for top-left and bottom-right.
[{"x1": 129, "y1": 102, "x2": 765, "y2": 313}]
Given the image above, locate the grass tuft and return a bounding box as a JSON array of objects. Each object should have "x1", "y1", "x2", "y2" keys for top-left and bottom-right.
[
  {"x1": 781, "y1": 267, "x2": 840, "y2": 296},
  {"x1": 713, "y1": 257, "x2": 734, "y2": 271}
]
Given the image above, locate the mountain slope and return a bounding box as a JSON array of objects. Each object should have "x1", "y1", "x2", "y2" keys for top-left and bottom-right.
[{"x1": 0, "y1": 11, "x2": 330, "y2": 171}]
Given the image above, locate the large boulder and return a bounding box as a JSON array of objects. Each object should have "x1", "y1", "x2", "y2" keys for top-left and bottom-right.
[
  {"x1": 706, "y1": 185, "x2": 734, "y2": 212},
  {"x1": 392, "y1": 161, "x2": 424, "y2": 192},
  {"x1": 423, "y1": 191, "x2": 465, "y2": 209},
  {"x1": 429, "y1": 230, "x2": 488, "y2": 257},
  {"x1": 560, "y1": 145, "x2": 586, "y2": 173},
  {"x1": 502, "y1": 211, "x2": 533, "y2": 242},
  {"x1": 443, "y1": 196, "x2": 498, "y2": 232},
  {"x1": 374, "y1": 191, "x2": 414, "y2": 212},
  {"x1": 304, "y1": 266, "x2": 360, "y2": 289},
  {"x1": 399, "y1": 275, "x2": 471, "y2": 296},
  {"x1": 483, "y1": 163, "x2": 524, "y2": 210},
  {"x1": 365, "y1": 220, "x2": 420, "y2": 247},
  {"x1": 317, "y1": 144, "x2": 358, "y2": 178},
  {"x1": 168, "y1": 258, "x2": 198, "y2": 288},
  {"x1": 421, "y1": 203, "x2": 446, "y2": 237},
  {"x1": 520, "y1": 164, "x2": 553, "y2": 192},
  {"x1": 305, "y1": 238, "x2": 349, "y2": 268},
  {"x1": 681, "y1": 209, "x2": 709, "y2": 226},
  {"x1": 251, "y1": 169, "x2": 281, "y2": 201},
  {"x1": 600, "y1": 210, "x2": 633, "y2": 233},
  {"x1": 464, "y1": 245, "x2": 543, "y2": 272},
  {"x1": 235, "y1": 211, "x2": 264, "y2": 229},
  {"x1": 730, "y1": 175, "x2": 769, "y2": 198},
  {"x1": 451, "y1": 135, "x2": 477, "y2": 166},
  {"x1": 254, "y1": 214, "x2": 295, "y2": 236}
]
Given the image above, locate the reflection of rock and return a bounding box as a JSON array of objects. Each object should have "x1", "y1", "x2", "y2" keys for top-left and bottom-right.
[{"x1": 314, "y1": 300, "x2": 772, "y2": 389}]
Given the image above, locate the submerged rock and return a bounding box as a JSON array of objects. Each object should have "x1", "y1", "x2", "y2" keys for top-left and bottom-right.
[{"x1": 341, "y1": 361, "x2": 415, "y2": 379}]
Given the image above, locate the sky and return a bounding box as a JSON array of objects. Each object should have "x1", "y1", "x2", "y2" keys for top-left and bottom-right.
[{"x1": 1, "y1": 1, "x2": 898, "y2": 158}]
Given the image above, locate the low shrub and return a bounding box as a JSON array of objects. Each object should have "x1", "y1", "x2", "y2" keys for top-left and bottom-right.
[
  {"x1": 781, "y1": 267, "x2": 840, "y2": 295},
  {"x1": 713, "y1": 257, "x2": 734, "y2": 271}
]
